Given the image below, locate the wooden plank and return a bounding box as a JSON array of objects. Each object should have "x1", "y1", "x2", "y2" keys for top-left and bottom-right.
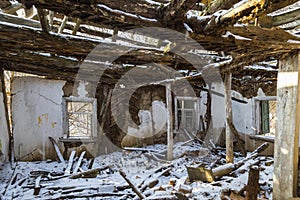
[
  {"x1": 2, "y1": 3, "x2": 24, "y2": 14},
  {"x1": 273, "y1": 51, "x2": 300, "y2": 199},
  {"x1": 58, "y1": 15, "x2": 68, "y2": 34},
  {"x1": 186, "y1": 166, "x2": 214, "y2": 182},
  {"x1": 166, "y1": 83, "x2": 173, "y2": 161},
  {"x1": 224, "y1": 71, "x2": 234, "y2": 163},
  {"x1": 72, "y1": 151, "x2": 86, "y2": 174},
  {"x1": 259, "y1": 7, "x2": 300, "y2": 27},
  {"x1": 220, "y1": 0, "x2": 265, "y2": 22},
  {"x1": 119, "y1": 170, "x2": 146, "y2": 199},
  {"x1": 65, "y1": 150, "x2": 76, "y2": 175},
  {"x1": 70, "y1": 166, "x2": 109, "y2": 179},
  {"x1": 48, "y1": 137, "x2": 65, "y2": 162}
]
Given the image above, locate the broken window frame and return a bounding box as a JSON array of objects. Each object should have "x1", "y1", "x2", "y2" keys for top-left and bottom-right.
[
  {"x1": 174, "y1": 96, "x2": 200, "y2": 131},
  {"x1": 63, "y1": 97, "x2": 97, "y2": 139},
  {"x1": 252, "y1": 96, "x2": 276, "y2": 135}
]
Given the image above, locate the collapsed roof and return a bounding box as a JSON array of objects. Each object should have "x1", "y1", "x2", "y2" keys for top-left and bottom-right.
[{"x1": 0, "y1": 0, "x2": 300, "y2": 93}]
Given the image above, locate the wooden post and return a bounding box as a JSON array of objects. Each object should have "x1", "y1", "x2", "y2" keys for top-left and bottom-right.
[
  {"x1": 246, "y1": 166, "x2": 260, "y2": 200},
  {"x1": 37, "y1": 9, "x2": 50, "y2": 33},
  {"x1": 112, "y1": 27, "x2": 118, "y2": 42},
  {"x1": 224, "y1": 71, "x2": 234, "y2": 163},
  {"x1": 72, "y1": 18, "x2": 81, "y2": 35},
  {"x1": 166, "y1": 84, "x2": 173, "y2": 160},
  {"x1": 0, "y1": 69, "x2": 12, "y2": 162},
  {"x1": 273, "y1": 51, "x2": 300, "y2": 200}
]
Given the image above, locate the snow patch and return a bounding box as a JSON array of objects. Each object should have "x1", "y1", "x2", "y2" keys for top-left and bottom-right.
[{"x1": 222, "y1": 31, "x2": 252, "y2": 41}]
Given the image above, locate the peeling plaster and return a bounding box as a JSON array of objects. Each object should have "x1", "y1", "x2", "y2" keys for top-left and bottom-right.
[{"x1": 12, "y1": 77, "x2": 65, "y2": 160}]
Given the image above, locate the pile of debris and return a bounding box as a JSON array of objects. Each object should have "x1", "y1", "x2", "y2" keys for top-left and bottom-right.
[{"x1": 0, "y1": 138, "x2": 273, "y2": 200}]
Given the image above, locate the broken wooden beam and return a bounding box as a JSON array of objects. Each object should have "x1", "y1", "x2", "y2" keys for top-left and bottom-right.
[
  {"x1": 187, "y1": 142, "x2": 269, "y2": 182},
  {"x1": 70, "y1": 166, "x2": 109, "y2": 179},
  {"x1": 119, "y1": 170, "x2": 146, "y2": 199},
  {"x1": 140, "y1": 167, "x2": 173, "y2": 192}
]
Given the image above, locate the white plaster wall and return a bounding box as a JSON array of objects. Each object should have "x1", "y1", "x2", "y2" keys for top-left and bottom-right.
[
  {"x1": 211, "y1": 82, "x2": 226, "y2": 129},
  {"x1": 0, "y1": 93, "x2": 10, "y2": 162},
  {"x1": 206, "y1": 82, "x2": 253, "y2": 144},
  {"x1": 232, "y1": 92, "x2": 253, "y2": 134},
  {"x1": 127, "y1": 100, "x2": 167, "y2": 139},
  {"x1": 12, "y1": 77, "x2": 66, "y2": 160}
]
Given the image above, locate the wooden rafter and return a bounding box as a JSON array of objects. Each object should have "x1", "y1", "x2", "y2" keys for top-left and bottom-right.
[
  {"x1": 2, "y1": 2, "x2": 24, "y2": 14},
  {"x1": 259, "y1": 7, "x2": 300, "y2": 27},
  {"x1": 205, "y1": 0, "x2": 240, "y2": 14}
]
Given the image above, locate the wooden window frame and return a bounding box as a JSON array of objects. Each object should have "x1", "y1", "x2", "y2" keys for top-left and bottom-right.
[
  {"x1": 252, "y1": 96, "x2": 276, "y2": 135},
  {"x1": 63, "y1": 97, "x2": 97, "y2": 139},
  {"x1": 174, "y1": 96, "x2": 200, "y2": 131}
]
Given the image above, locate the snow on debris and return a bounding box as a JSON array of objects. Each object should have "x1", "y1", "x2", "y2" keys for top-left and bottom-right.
[
  {"x1": 244, "y1": 64, "x2": 278, "y2": 71},
  {"x1": 222, "y1": 31, "x2": 252, "y2": 41},
  {"x1": 143, "y1": 0, "x2": 169, "y2": 6},
  {"x1": 186, "y1": 10, "x2": 211, "y2": 21},
  {"x1": 97, "y1": 4, "x2": 158, "y2": 22},
  {"x1": 0, "y1": 141, "x2": 274, "y2": 199}
]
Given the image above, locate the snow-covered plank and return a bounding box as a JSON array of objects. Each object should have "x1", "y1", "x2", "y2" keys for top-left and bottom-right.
[
  {"x1": 72, "y1": 151, "x2": 86, "y2": 174},
  {"x1": 65, "y1": 150, "x2": 76, "y2": 175}
]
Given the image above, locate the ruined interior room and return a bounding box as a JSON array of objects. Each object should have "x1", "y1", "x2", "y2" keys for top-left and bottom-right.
[{"x1": 1, "y1": 0, "x2": 300, "y2": 199}]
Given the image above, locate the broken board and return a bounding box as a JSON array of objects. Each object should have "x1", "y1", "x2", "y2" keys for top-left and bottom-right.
[{"x1": 186, "y1": 166, "x2": 214, "y2": 183}]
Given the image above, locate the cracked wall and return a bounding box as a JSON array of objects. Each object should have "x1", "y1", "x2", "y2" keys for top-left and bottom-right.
[{"x1": 12, "y1": 77, "x2": 65, "y2": 160}]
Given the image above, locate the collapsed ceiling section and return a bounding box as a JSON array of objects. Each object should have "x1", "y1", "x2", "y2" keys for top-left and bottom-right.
[{"x1": 0, "y1": 0, "x2": 300, "y2": 86}]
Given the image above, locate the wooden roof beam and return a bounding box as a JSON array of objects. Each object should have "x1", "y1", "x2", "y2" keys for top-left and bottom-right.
[
  {"x1": 17, "y1": 0, "x2": 163, "y2": 29},
  {"x1": 205, "y1": 0, "x2": 240, "y2": 15},
  {"x1": 2, "y1": 2, "x2": 24, "y2": 14},
  {"x1": 162, "y1": 0, "x2": 198, "y2": 29},
  {"x1": 259, "y1": 7, "x2": 300, "y2": 28},
  {"x1": 187, "y1": 0, "x2": 300, "y2": 35},
  {"x1": 0, "y1": 12, "x2": 41, "y2": 28}
]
